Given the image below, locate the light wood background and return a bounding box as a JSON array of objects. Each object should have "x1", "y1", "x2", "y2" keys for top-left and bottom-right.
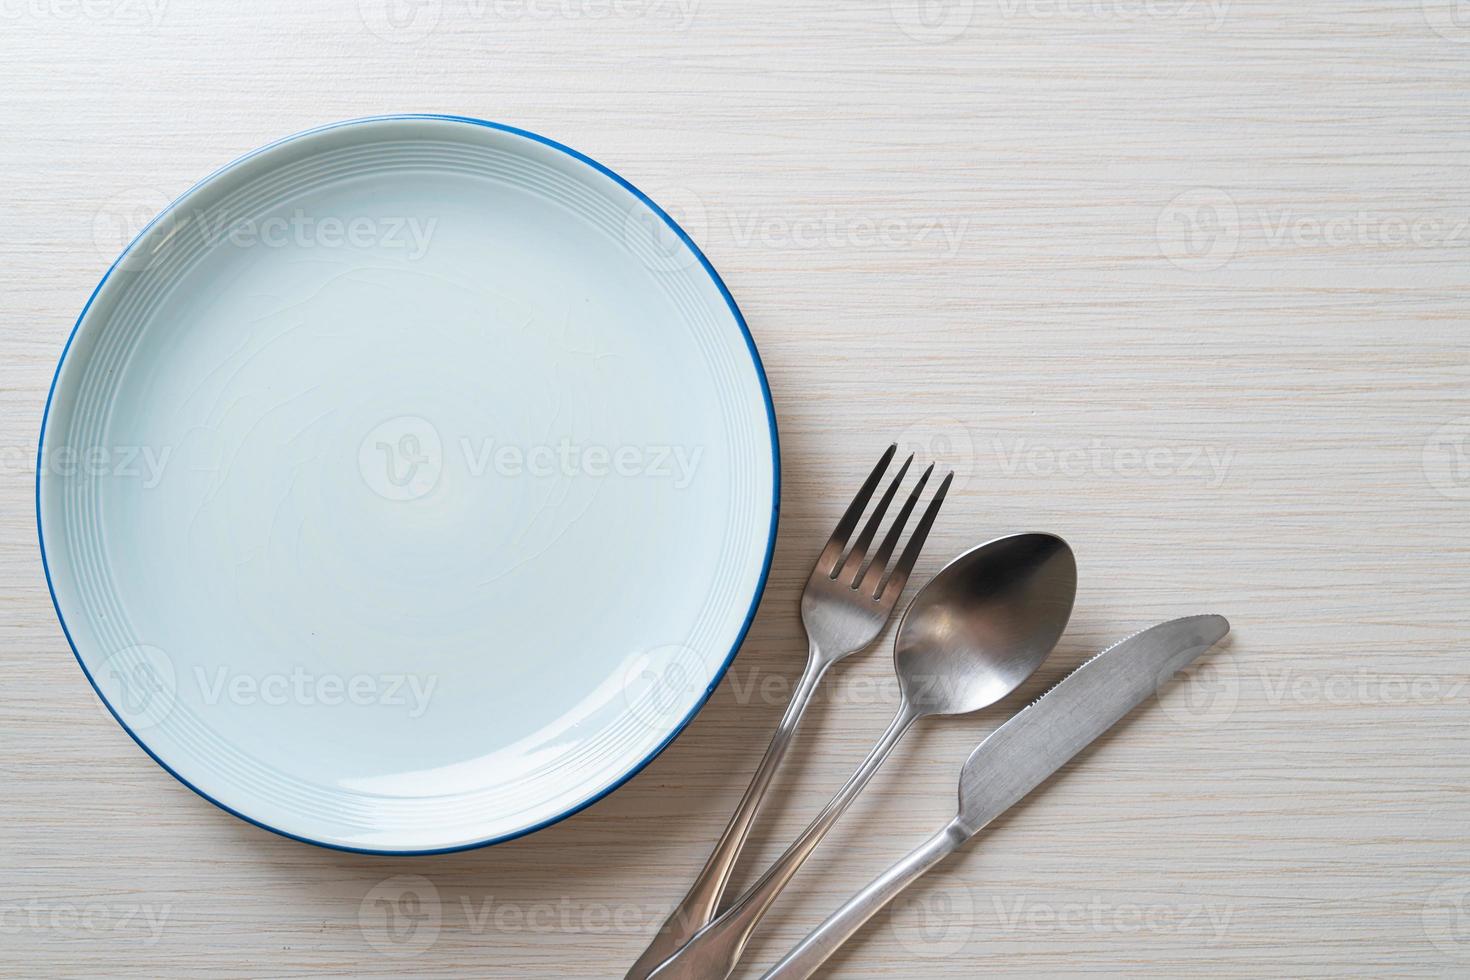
[{"x1": 3, "y1": 1, "x2": 1469, "y2": 977}]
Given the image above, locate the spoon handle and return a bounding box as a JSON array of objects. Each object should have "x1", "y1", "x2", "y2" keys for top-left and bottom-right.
[
  {"x1": 759, "y1": 820, "x2": 968, "y2": 980},
  {"x1": 648, "y1": 703, "x2": 921, "y2": 980},
  {"x1": 625, "y1": 649, "x2": 830, "y2": 980}
]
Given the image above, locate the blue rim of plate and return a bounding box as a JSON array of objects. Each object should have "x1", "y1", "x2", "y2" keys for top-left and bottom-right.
[{"x1": 35, "y1": 113, "x2": 781, "y2": 855}]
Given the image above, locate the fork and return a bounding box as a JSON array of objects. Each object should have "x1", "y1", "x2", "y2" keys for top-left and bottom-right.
[{"x1": 625, "y1": 444, "x2": 950, "y2": 980}]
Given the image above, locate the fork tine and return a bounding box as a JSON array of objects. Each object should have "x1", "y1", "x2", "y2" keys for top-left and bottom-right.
[
  {"x1": 815, "y1": 444, "x2": 896, "y2": 575},
  {"x1": 833, "y1": 453, "x2": 912, "y2": 583},
  {"x1": 873, "y1": 470, "x2": 953, "y2": 602},
  {"x1": 856, "y1": 463, "x2": 932, "y2": 595}
]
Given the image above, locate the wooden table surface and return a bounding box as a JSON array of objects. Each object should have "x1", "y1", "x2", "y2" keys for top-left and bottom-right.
[{"x1": 3, "y1": 2, "x2": 1468, "y2": 977}]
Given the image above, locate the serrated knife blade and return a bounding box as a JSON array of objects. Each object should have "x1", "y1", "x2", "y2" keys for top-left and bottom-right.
[
  {"x1": 955, "y1": 613, "x2": 1230, "y2": 834},
  {"x1": 760, "y1": 614, "x2": 1230, "y2": 980}
]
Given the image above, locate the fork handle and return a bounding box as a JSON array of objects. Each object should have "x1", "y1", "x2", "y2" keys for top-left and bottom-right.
[
  {"x1": 759, "y1": 820, "x2": 968, "y2": 980},
  {"x1": 624, "y1": 648, "x2": 829, "y2": 980},
  {"x1": 647, "y1": 703, "x2": 920, "y2": 980}
]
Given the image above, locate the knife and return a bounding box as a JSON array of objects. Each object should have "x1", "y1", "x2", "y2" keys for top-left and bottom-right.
[{"x1": 758, "y1": 613, "x2": 1231, "y2": 980}]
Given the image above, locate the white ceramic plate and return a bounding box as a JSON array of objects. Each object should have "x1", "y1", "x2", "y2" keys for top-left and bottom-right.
[{"x1": 38, "y1": 116, "x2": 778, "y2": 853}]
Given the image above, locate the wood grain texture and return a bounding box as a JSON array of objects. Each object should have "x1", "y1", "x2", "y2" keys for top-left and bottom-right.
[{"x1": 2, "y1": 1, "x2": 1468, "y2": 976}]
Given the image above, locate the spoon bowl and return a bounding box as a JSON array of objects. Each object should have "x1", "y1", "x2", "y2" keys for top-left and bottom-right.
[
  {"x1": 644, "y1": 531, "x2": 1077, "y2": 980},
  {"x1": 895, "y1": 532, "x2": 1076, "y2": 716}
]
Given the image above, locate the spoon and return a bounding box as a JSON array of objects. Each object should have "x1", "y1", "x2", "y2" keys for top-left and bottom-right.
[{"x1": 646, "y1": 532, "x2": 1077, "y2": 980}]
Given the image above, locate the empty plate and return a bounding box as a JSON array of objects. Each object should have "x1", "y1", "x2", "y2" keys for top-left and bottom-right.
[{"x1": 38, "y1": 115, "x2": 778, "y2": 853}]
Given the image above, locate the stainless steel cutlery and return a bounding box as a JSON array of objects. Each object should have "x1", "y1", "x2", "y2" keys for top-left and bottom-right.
[
  {"x1": 647, "y1": 533, "x2": 1077, "y2": 980},
  {"x1": 759, "y1": 614, "x2": 1231, "y2": 979},
  {"x1": 626, "y1": 445, "x2": 952, "y2": 980},
  {"x1": 627, "y1": 443, "x2": 1229, "y2": 980}
]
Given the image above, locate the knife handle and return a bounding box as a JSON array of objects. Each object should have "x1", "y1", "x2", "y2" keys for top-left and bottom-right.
[{"x1": 759, "y1": 819, "x2": 968, "y2": 980}]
